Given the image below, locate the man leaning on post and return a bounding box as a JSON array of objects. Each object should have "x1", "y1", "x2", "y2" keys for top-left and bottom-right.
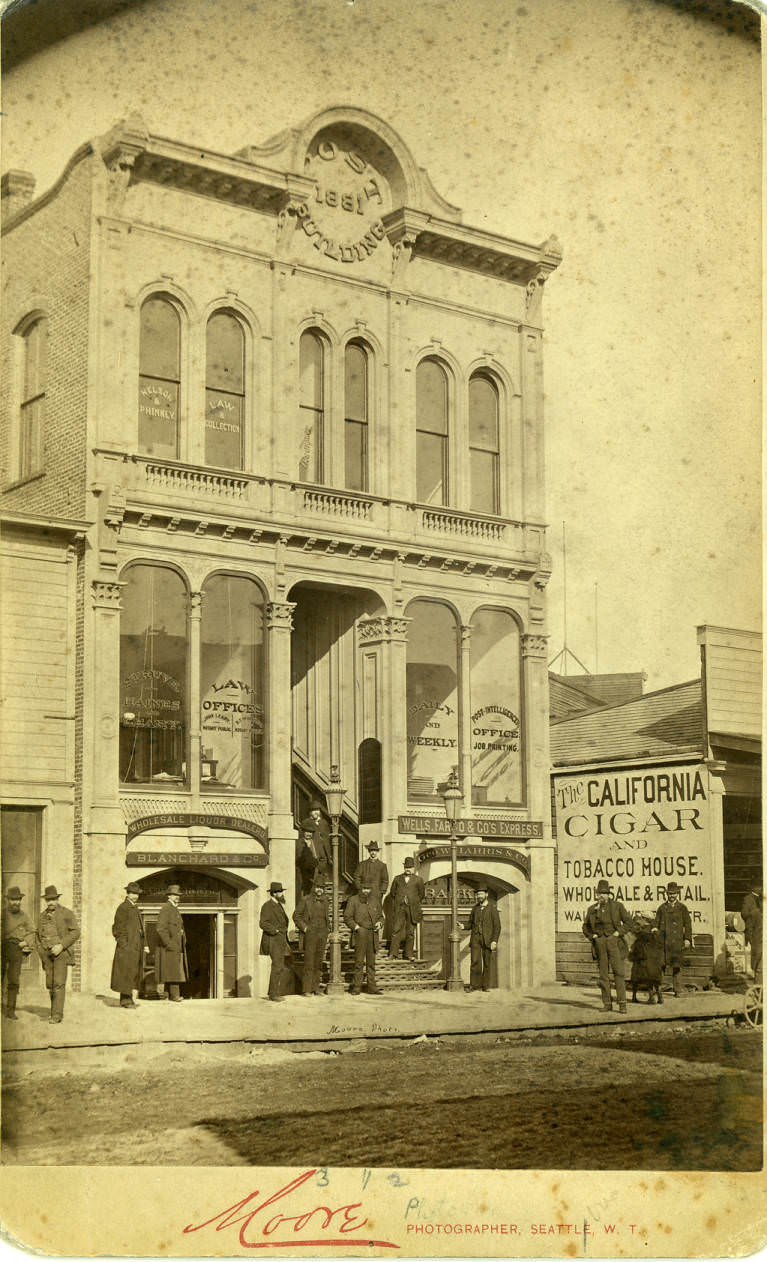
[{"x1": 582, "y1": 878, "x2": 633, "y2": 1014}]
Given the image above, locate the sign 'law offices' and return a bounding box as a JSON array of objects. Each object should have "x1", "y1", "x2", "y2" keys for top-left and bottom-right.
[{"x1": 554, "y1": 762, "x2": 713, "y2": 932}]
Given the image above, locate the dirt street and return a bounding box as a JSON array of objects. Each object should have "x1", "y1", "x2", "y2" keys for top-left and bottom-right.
[{"x1": 1, "y1": 1023, "x2": 761, "y2": 1170}]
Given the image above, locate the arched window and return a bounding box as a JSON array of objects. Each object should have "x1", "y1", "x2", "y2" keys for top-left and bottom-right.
[
  {"x1": 416, "y1": 358, "x2": 448, "y2": 505},
  {"x1": 298, "y1": 329, "x2": 325, "y2": 482},
  {"x1": 200, "y1": 575, "x2": 265, "y2": 790},
  {"x1": 469, "y1": 373, "x2": 500, "y2": 514},
  {"x1": 406, "y1": 599, "x2": 459, "y2": 800},
  {"x1": 344, "y1": 340, "x2": 369, "y2": 492},
  {"x1": 470, "y1": 609, "x2": 522, "y2": 805},
  {"x1": 138, "y1": 297, "x2": 181, "y2": 458},
  {"x1": 206, "y1": 312, "x2": 245, "y2": 469},
  {"x1": 120, "y1": 565, "x2": 188, "y2": 784},
  {"x1": 18, "y1": 316, "x2": 47, "y2": 478}
]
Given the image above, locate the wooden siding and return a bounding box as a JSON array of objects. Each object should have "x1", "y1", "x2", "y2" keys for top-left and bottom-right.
[{"x1": 701, "y1": 628, "x2": 762, "y2": 740}]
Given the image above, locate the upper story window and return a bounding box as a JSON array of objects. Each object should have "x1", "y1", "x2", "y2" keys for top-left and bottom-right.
[
  {"x1": 344, "y1": 340, "x2": 369, "y2": 492},
  {"x1": 416, "y1": 358, "x2": 448, "y2": 505},
  {"x1": 298, "y1": 329, "x2": 325, "y2": 483},
  {"x1": 18, "y1": 316, "x2": 47, "y2": 479},
  {"x1": 469, "y1": 373, "x2": 500, "y2": 515},
  {"x1": 120, "y1": 564, "x2": 188, "y2": 786},
  {"x1": 139, "y1": 297, "x2": 181, "y2": 459},
  {"x1": 206, "y1": 312, "x2": 245, "y2": 470}
]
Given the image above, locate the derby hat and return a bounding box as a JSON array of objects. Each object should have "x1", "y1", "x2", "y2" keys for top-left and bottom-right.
[
  {"x1": 166, "y1": 884, "x2": 182, "y2": 896},
  {"x1": 125, "y1": 881, "x2": 141, "y2": 894},
  {"x1": 269, "y1": 881, "x2": 285, "y2": 895},
  {"x1": 403, "y1": 857, "x2": 415, "y2": 868},
  {"x1": 666, "y1": 881, "x2": 681, "y2": 894},
  {"x1": 5, "y1": 886, "x2": 23, "y2": 900},
  {"x1": 366, "y1": 841, "x2": 380, "y2": 851},
  {"x1": 43, "y1": 885, "x2": 61, "y2": 900},
  {"x1": 596, "y1": 879, "x2": 611, "y2": 894}
]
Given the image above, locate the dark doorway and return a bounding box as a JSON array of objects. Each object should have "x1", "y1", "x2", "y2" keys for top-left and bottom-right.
[{"x1": 183, "y1": 914, "x2": 214, "y2": 998}]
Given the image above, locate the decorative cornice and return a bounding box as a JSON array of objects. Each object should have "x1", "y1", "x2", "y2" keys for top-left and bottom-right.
[{"x1": 384, "y1": 209, "x2": 563, "y2": 287}]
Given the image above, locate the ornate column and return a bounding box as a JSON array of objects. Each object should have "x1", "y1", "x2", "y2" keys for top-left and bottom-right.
[
  {"x1": 458, "y1": 624, "x2": 473, "y2": 806},
  {"x1": 83, "y1": 578, "x2": 127, "y2": 993},
  {"x1": 522, "y1": 631, "x2": 555, "y2": 983},
  {"x1": 266, "y1": 601, "x2": 298, "y2": 906},
  {"x1": 188, "y1": 591, "x2": 203, "y2": 798}
]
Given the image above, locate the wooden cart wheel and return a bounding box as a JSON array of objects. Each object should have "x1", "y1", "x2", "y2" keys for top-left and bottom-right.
[{"x1": 743, "y1": 984, "x2": 763, "y2": 1028}]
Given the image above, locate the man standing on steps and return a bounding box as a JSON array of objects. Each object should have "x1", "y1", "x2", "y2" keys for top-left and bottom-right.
[
  {"x1": 389, "y1": 857, "x2": 425, "y2": 960},
  {"x1": 260, "y1": 881, "x2": 291, "y2": 1002},
  {"x1": 293, "y1": 876, "x2": 331, "y2": 996},
  {"x1": 344, "y1": 879, "x2": 383, "y2": 995},
  {"x1": 582, "y1": 878, "x2": 633, "y2": 1013},
  {"x1": 300, "y1": 802, "x2": 332, "y2": 880},
  {"x1": 2, "y1": 886, "x2": 35, "y2": 1020},
  {"x1": 353, "y1": 840, "x2": 389, "y2": 901},
  {"x1": 36, "y1": 885, "x2": 80, "y2": 1024},
  {"x1": 156, "y1": 884, "x2": 188, "y2": 1003},
  {"x1": 469, "y1": 885, "x2": 501, "y2": 992}
]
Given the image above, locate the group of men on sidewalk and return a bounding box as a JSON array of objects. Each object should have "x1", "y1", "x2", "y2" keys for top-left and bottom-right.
[{"x1": 1, "y1": 885, "x2": 80, "y2": 1023}]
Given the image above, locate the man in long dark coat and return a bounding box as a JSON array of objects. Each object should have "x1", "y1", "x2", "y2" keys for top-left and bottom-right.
[
  {"x1": 344, "y1": 880, "x2": 383, "y2": 995},
  {"x1": 293, "y1": 877, "x2": 331, "y2": 995},
  {"x1": 156, "y1": 884, "x2": 187, "y2": 1002},
  {"x1": 389, "y1": 857, "x2": 425, "y2": 960},
  {"x1": 469, "y1": 885, "x2": 501, "y2": 992},
  {"x1": 260, "y1": 881, "x2": 291, "y2": 1002},
  {"x1": 582, "y1": 878, "x2": 633, "y2": 1013},
  {"x1": 300, "y1": 803, "x2": 332, "y2": 876},
  {"x1": 654, "y1": 880, "x2": 693, "y2": 997},
  {"x1": 111, "y1": 881, "x2": 147, "y2": 1008},
  {"x1": 36, "y1": 885, "x2": 80, "y2": 1024}
]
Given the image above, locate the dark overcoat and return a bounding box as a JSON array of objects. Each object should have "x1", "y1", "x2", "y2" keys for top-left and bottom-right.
[
  {"x1": 655, "y1": 900, "x2": 692, "y2": 967},
  {"x1": 353, "y1": 856, "x2": 389, "y2": 899},
  {"x1": 259, "y1": 898, "x2": 290, "y2": 955},
  {"x1": 110, "y1": 898, "x2": 146, "y2": 993},
  {"x1": 390, "y1": 873, "x2": 426, "y2": 925},
  {"x1": 155, "y1": 900, "x2": 188, "y2": 983}
]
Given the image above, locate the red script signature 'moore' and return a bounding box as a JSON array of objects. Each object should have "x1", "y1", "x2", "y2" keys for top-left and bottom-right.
[{"x1": 183, "y1": 1168, "x2": 401, "y2": 1250}]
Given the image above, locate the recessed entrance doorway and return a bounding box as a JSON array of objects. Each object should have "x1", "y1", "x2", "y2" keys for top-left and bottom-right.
[{"x1": 134, "y1": 867, "x2": 241, "y2": 999}]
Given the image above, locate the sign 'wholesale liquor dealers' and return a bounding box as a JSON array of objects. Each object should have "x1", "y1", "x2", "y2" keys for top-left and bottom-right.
[{"x1": 554, "y1": 762, "x2": 713, "y2": 932}]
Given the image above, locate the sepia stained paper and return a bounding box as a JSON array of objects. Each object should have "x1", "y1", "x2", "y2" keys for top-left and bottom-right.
[{"x1": 0, "y1": 0, "x2": 763, "y2": 1257}]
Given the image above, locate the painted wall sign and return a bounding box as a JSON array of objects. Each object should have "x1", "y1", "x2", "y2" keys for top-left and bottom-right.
[
  {"x1": 399, "y1": 815, "x2": 543, "y2": 838},
  {"x1": 554, "y1": 762, "x2": 713, "y2": 932},
  {"x1": 126, "y1": 851, "x2": 267, "y2": 868},
  {"x1": 126, "y1": 813, "x2": 267, "y2": 845},
  {"x1": 417, "y1": 844, "x2": 531, "y2": 877}
]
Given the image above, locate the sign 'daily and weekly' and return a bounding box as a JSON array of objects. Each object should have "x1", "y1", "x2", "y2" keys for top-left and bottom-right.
[{"x1": 554, "y1": 763, "x2": 712, "y2": 932}]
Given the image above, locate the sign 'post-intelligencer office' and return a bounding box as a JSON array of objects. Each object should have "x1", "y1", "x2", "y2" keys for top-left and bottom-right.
[{"x1": 554, "y1": 762, "x2": 712, "y2": 932}]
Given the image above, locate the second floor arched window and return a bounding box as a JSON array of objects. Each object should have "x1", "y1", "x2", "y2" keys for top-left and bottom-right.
[
  {"x1": 344, "y1": 340, "x2": 369, "y2": 492},
  {"x1": 416, "y1": 358, "x2": 448, "y2": 505},
  {"x1": 206, "y1": 312, "x2": 245, "y2": 470},
  {"x1": 139, "y1": 297, "x2": 181, "y2": 459},
  {"x1": 469, "y1": 373, "x2": 500, "y2": 515},
  {"x1": 18, "y1": 315, "x2": 47, "y2": 479},
  {"x1": 298, "y1": 329, "x2": 325, "y2": 483}
]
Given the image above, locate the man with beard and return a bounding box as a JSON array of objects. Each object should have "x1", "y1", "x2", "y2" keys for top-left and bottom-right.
[
  {"x1": 110, "y1": 881, "x2": 148, "y2": 1008},
  {"x1": 36, "y1": 885, "x2": 80, "y2": 1024},
  {"x1": 2, "y1": 886, "x2": 35, "y2": 1020},
  {"x1": 344, "y1": 879, "x2": 384, "y2": 995},
  {"x1": 469, "y1": 885, "x2": 501, "y2": 992},
  {"x1": 582, "y1": 878, "x2": 633, "y2": 1013},
  {"x1": 389, "y1": 857, "x2": 425, "y2": 960},
  {"x1": 293, "y1": 876, "x2": 331, "y2": 995},
  {"x1": 259, "y1": 881, "x2": 291, "y2": 1002}
]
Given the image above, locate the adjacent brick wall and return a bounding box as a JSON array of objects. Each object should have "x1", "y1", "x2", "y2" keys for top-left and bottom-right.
[{"x1": 0, "y1": 156, "x2": 92, "y2": 519}]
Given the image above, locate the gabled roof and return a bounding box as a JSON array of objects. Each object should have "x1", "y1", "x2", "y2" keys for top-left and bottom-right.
[{"x1": 551, "y1": 679, "x2": 704, "y2": 768}]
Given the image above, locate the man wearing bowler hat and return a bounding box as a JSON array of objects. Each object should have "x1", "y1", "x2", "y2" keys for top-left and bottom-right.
[
  {"x1": 2, "y1": 886, "x2": 35, "y2": 1019},
  {"x1": 156, "y1": 884, "x2": 188, "y2": 1002},
  {"x1": 36, "y1": 885, "x2": 80, "y2": 1024},
  {"x1": 344, "y1": 879, "x2": 384, "y2": 995},
  {"x1": 582, "y1": 878, "x2": 633, "y2": 1013},
  {"x1": 389, "y1": 857, "x2": 425, "y2": 961},
  {"x1": 469, "y1": 885, "x2": 501, "y2": 992},
  {"x1": 655, "y1": 880, "x2": 693, "y2": 997},
  {"x1": 111, "y1": 881, "x2": 149, "y2": 1009},
  {"x1": 293, "y1": 875, "x2": 331, "y2": 995},
  {"x1": 259, "y1": 881, "x2": 291, "y2": 1001},
  {"x1": 353, "y1": 840, "x2": 389, "y2": 901}
]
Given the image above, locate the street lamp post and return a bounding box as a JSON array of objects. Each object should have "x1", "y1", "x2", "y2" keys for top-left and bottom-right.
[
  {"x1": 442, "y1": 767, "x2": 464, "y2": 992},
  {"x1": 325, "y1": 764, "x2": 346, "y2": 996}
]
